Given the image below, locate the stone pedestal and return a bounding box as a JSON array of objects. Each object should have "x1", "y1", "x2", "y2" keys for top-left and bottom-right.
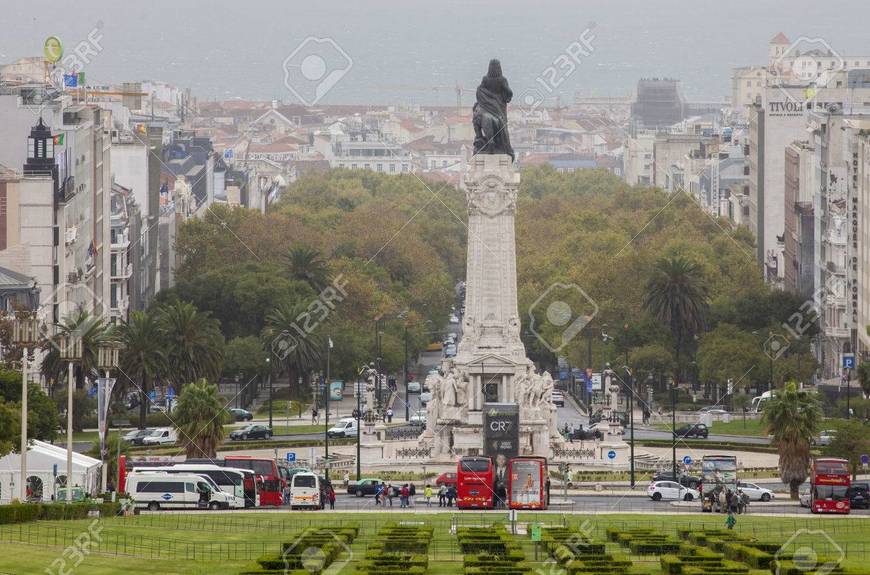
[{"x1": 421, "y1": 155, "x2": 562, "y2": 462}]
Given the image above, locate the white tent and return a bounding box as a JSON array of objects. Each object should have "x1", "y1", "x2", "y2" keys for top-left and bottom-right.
[{"x1": 0, "y1": 440, "x2": 101, "y2": 504}]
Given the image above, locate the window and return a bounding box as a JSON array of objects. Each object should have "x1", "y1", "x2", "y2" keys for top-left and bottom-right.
[
  {"x1": 460, "y1": 459, "x2": 491, "y2": 473},
  {"x1": 137, "y1": 481, "x2": 182, "y2": 493},
  {"x1": 185, "y1": 483, "x2": 195, "y2": 493},
  {"x1": 389, "y1": 164, "x2": 395, "y2": 173},
  {"x1": 376, "y1": 163, "x2": 383, "y2": 172},
  {"x1": 294, "y1": 475, "x2": 316, "y2": 488}
]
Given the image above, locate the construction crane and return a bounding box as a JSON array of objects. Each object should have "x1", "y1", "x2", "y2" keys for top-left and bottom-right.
[{"x1": 373, "y1": 83, "x2": 467, "y2": 113}]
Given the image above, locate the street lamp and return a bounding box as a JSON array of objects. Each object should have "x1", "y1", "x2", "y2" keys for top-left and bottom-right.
[
  {"x1": 324, "y1": 337, "x2": 333, "y2": 481},
  {"x1": 59, "y1": 335, "x2": 83, "y2": 503},
  {"x1": 266, "y1": 357, "x2": 273, "y2": 429},
  {"x1": 623, "y1": 365, "x2": 635, "y2": 488},
  {"x1": 12, "y1": 314, "x2": 41, "y2": 502},
  {"x1": 671, "y1": 376, "x2": 677, "y2": 480},
  {"x1": 96, "y1": 343, "x2": 121, "y2": 493}
]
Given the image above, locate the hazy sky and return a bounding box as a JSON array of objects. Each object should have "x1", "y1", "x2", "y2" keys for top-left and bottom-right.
[{"x1": 3, "y1": 0, "x2": 870, "y2": 105}]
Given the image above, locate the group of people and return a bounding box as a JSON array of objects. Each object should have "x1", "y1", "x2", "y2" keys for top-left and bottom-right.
[
  {"x1": 374, "y1": 482, "x2": 417, "y2": 508},
  {"x1": 706, "y1": 486, "x2": 750, "y2": 515}
]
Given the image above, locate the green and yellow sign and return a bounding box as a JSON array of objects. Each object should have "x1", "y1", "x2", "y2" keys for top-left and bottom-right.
[{"x1": 43, "y1": 36, "x2": 63, "y2": 63}]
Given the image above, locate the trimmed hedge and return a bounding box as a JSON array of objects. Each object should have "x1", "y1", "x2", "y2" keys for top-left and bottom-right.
[
  {"x1": 357, "y1": 522, "x2": 433, "y2": 575},
  {"x1": 459, "y1": 526, "x2": 528, "y2": 575},
  {"x1": 241, "y1": 526, "x2": 358, "y2": 574},
  {"x1": 0, "y1": 501, "x2": 120, "y2": 524}
]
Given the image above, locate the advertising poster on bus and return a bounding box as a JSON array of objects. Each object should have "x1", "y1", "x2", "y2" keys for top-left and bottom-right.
[{"x1": 510, "y1": 458, "x2": 543, "y2": 508}]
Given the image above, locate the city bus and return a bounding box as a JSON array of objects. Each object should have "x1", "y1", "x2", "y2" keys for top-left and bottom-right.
[
  {"x1": 507, "y1": 456, "x2": 548, "y2": 510},
  {"x1": 185, "y1": 458, "x2": 267, "y2": 507},
  {"x1": 810, "y1": 458, "x2": 850, "y2": 514},
  {"x1": 699, "y1": 454, "x2": 738, "y2": 512},
  {"x1": 456, "y1": 456, "x2": 495, "y2": 509}
]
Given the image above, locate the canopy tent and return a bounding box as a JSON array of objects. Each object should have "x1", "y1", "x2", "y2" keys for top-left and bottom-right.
[{"x1": 0, "y1": 440, "x2": 101, "y2": 503}]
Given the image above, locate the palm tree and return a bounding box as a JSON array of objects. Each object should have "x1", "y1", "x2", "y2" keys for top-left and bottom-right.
[
  {"x1": 117, "y1": 311, "x2": 169, "y2": 429},
  {"x1": 41, "y1": 310, "x2": 114, "y2": 392},
  {"x1": 643, "y1": 256, "x2": 709, "y2": 381},
  {"x1": 172, "y1": 378, "x2": 227, "y2": 459},
  {"x1": 263, "y1": 301, "x2": 322, "y2": 394},
  {"x1": 287, "y1": 244, "x2": 328, "y2": 291},
  {"x1": 158, "y1": 301, "x2": 224, "y2": 389},
  {"x1": 762, "y1": 382, "x2": 822, "y2": 498}
]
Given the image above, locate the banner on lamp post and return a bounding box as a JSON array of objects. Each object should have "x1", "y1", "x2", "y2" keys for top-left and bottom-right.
[{"x1": 97, "y1": 377, "x2": 117, "y2": 459}]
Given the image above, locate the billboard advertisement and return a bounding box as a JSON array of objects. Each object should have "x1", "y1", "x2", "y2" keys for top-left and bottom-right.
[{"x1": 509, "y1": 458, "x2": 544, "y2": 508}]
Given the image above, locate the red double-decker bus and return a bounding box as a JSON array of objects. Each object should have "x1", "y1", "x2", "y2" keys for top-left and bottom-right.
[
  {"x1": 507, "y1": 456, "x2": 548, "y2": 510},
  {"x1": 457, "y1": 456, "x2": 495, "y2": 509},
  {"x1": 810, "y1": 458, "x2": 850, "y2": 514}
]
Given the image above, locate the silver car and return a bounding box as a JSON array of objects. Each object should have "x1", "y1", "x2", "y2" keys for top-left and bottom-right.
[{"x1": 799, "y1": 485, "x2": 811, "y2": 508}]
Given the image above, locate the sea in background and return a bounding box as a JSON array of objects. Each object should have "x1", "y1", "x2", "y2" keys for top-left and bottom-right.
[{"x1": 3, "y1": 0, "x2": 870, "y2": 106}]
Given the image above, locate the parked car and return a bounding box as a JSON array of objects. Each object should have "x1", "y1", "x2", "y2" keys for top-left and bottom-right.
[
  {"x1": 814, "y1": 429, "x2": 837, "y2": 446},
  {"x1": 698, "y1": 407, "x2": 729, "y2": 416},
  {"x1": 736, "y1": 481, "x2": 775, "y2": 502},
  {"x1": 652, "y1": 472, "x2": 701, "y2": 490},
  {"x1": 420, "y1": 391, "x2": 433, "y2": 405},
  {"x1": 449, "y1": 314, "x2": 460, "y2": 324},
  {"x1": 551, "y1": 391, "x2": 565, "y2": 407},
  {"x1": 407, "y1": 380, "x2": 421, "y2": 393},
  {"x1": 122, "y1": 429, "x2": 153, "y2": 444},
  {"x1": 565, "y1": 425, "x2": 603, "y2": 441},
  {"x1": 850, "y1": 482, "x2": 870, "y2": 510},
  {"x1": 327, "y1": 418, "x2": 358, "y2": 438},
  {"x1": 409, "y1": 411, "x2": 427, "y2": 426},
  {"x1": 347, "y1": 478, "x2": 382, "y2": 497},
  {"x1": 799, "y1": 485, "x2": 811, "y2": 508},
  {"x1": 648, "y1": 480, "x2": 699, "y2": 501},
  {"x1": 229, "y1": 424, "x2": 272, "y2": 441},
  {"x1": 141, "y1": 427, "x2": 177, "y2": 446},
  {"x1": 444, "y1": 345, "x2": 457, "y2": 358},
  {"x1": 435, "y1": 472, "x2": 457, "y2": 488},
  {"x1": 674, "y1": 423, "x2": 709, "y2": 439},
  {"x1": 228, "y1": 408, "x2": 253, "y2": 421}
]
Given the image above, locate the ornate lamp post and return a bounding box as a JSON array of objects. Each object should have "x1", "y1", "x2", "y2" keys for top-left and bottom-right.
[
  {"x1": 96, "y1": 343, "x2": 121, "y2": 493},
  {"x1": 12, "y1": 314, "x2": 41, "y2": 501},
  {"x1": 59, "y1": 335, "x2": 82, "y2": 503}
]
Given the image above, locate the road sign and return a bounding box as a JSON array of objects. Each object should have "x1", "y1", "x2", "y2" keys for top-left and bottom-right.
[
  {"x1": 224, "y1": 148, "x2": 233, "y2": 160},
  {"x1": 862, "y1": 454, "x2": 869, "y2": 467},
  {"x1": 607, "y1": 450, "x2": 616, "y2": 460},
  {"x1": 683, "y1": 455, "x2": 693, "y2": 466},
  {"x1": 531, "y1": 524, "x2": 542, "y2": 542},
  {"x1": 843, "y1": 354, "x2": 856, "y2": 369},
  {"x1": 286, "y1": 452, "x2": 296, "y2": 463}
]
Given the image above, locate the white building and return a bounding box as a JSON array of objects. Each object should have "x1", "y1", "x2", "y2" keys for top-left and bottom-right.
[{"x1": 0, "y1": 440, "x2": 101, "y2": 503}]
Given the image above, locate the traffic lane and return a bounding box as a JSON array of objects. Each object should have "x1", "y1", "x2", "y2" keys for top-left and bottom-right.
[{"x1": 630, "y1": 429, "x2": 771, "y2": 445}]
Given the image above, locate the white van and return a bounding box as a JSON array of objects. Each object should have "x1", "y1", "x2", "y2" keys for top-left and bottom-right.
[
  {"x1": 127, "y1": 472, "x2": 229, "y2": 510},
  {"x1": 134, "y1": 466, "x2": 245, "y2": 509},
  {"x1": 141, "y1": 427, "x2": 177, "y2": 446},
  {"x1": 327, "y1": 418, "x2": 357, "y2": 438},
  {"x1": 290, "y1": 472, "x2": 322, "y2": 509}
]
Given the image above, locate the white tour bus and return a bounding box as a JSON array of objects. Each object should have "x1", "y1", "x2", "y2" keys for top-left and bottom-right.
[
  {"x1": 290, "y1": 472, "x2": 322, "y2": 509},
  {"x1": 151, "y1": 464, "x2": 248, "y2": 509},
  {"x1": 127, "y1": 472, "x2": 232, "y2": 510}
]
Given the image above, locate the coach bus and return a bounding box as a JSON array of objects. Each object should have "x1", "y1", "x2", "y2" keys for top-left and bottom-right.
[
  {"x1": 456, "y1": 456, "x2": 495, "y2": 509},
  {"x1": 507, "y1": 456, "x2": 548, "y2": 510},
  {"x1": 810, "y1": 457, "x2": 850, "y2": 514}
]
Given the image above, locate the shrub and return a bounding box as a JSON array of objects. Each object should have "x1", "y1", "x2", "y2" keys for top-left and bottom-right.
[{"x1": 0, "y1": 501, "x2": 120, "y2": 524}]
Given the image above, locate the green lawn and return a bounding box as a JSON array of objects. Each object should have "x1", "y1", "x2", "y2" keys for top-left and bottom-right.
[
  {"x1": 2, "y1": 511, "x2": 869, "y2": 575},
  {"x1": 655, "y1": 417, "x2": 768, "y2": 437}
]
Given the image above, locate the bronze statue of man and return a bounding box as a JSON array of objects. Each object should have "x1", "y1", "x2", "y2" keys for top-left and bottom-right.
[{"x1": 473, "y1": 59, "x2": 514, "y2": 161}]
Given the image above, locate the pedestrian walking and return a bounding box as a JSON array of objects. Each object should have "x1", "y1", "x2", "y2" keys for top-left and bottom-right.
[
  {"x1": 386, "y1": 483, "x2": 394, "y2": 507},
  {"x1": 375, "y1": 482, "x2": 384, "y2": 506},
  {"x1": 400, "y1": 484, "x2": 410, "y2": 508},
  {"x1": 343, "y1": 471, "x2": 350, "y2": 490},
  {"x1": 312, "y1": 407, "x2": 319, "y2": 424},
  {"x1": 409, "y1": 483, "x2": 416, "y2": 507},
  {"x1": 386, "y1": 408, "x2": 394, "y2": 423},
  {"x1": 446, "y1": 486, "x2": 456, "y2": 507},
  {"x1": 438, "y1": 484, "x2": 446, "y2": 507},
  {"x1": 726, "y1": 510, "x2": 736, "y2": 529},
  {"x1": 424, "y1": 484, "x2": 433, "y2": 507},
  {"x1": 328, "y1": 486, "x2": 336, "y2": 510}
]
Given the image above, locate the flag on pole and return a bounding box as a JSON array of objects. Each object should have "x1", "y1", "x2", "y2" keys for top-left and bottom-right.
[{"x1": 53, "y1": 133, "x2": 64, "y2": 146}]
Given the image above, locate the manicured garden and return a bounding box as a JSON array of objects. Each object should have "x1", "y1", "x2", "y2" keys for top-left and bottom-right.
[{"x1": 1, "y1": 511, "x2": 869, "y2": 575}]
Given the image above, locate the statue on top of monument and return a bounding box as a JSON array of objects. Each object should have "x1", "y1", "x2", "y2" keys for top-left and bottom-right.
[{"x1": 473, "y1": 59, "x2": 515, "y2": 161}]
